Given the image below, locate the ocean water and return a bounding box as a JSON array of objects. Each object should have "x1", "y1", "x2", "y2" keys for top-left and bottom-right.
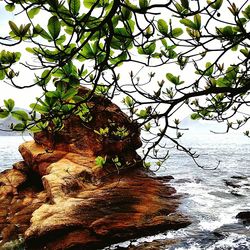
[
  {"x1": 109, "y1": 134, "x2": 250, "y2": 249},
  {"x1": 0, "y1": 136, "x2": 250, "y2": 250},
  {"x1": 0, "y1": 136, "x2": 32, "y2": 171}
]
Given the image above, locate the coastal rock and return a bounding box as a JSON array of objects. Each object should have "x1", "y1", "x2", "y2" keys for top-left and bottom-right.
[
  {"x1": 0, "y1": 167, "x2": 46, "y2": 243},
  {"x1": 126, "y1": 239, "x2": 180, "y2": 250},
  {"x1": 236, "y1": 211, "x2": 250, "y2": 226},
  {"x1": 213, "y1": 222, "x2": 250, "y2": 238},
  {"x1": 33, "y1": 87, "x2": 142, "y2": 156},
  {"x1": 223, "y1": 176, "x2": 250, "y2": 197},
  {"x1": 0, "y1": 87, "x2": 190, "y2": 249}
]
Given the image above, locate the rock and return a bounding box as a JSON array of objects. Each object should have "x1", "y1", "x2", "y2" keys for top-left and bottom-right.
[
  {"x1": 230, "y1": 190, "x2": 245, "y2": 197},
  {"x1": 33, "y1": 86, "x2": 142, "y2": 156},
  {"x1": 224, "y1": 180, "x2": 241, "y2": 188},
  {"x1": 231, "y1": 175, "x2": 248, "y2": 180},
  {"x1": 23, "y1": 154, "x2": 190, "y2": 250},
  {"x1": 223, "y1": 177, "x2": 250, "y2": 197},
  {"x1": 0, "y1": 86, "x2": 190, "y2": 249},
  {"x1": 213, "y1": 222, "x2": 250, "y2": 237},
  {"x1": 209, "y1": 191, "x2": 232, "y2": 199},
  {"x1": 213, "y1": 231, "x2": 225, "y2": 238},
  {"x1": 236, "y1": 211, "x2": 250, "y2": 225},
  {"x1": 0, "y1": 167, "x2": 47, "y2": 243},
  {"x1": 127, "y1": 239, "x2": 179, "y2": 250}
]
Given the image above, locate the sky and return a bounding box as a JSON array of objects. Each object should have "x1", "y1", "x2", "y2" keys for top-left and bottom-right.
[
  {"x1": 0, "y1": 1, "x2": 234, "y2": 108},
  {"x1": 0, "y1": 3, "x2": 43, "y2": 108}
]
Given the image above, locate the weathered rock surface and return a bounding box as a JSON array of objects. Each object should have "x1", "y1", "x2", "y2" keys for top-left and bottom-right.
[
  {"x1": 0, "y1": 163, "x2": 46, "y2": 244},
  {"x1": 0, "y1": 87, "x2": 190, "y2": 249}
]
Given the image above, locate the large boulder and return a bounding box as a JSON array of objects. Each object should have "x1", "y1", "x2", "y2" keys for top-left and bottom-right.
[
  {"x1": 33, "y1": 87, "x2": 142, "y2": 156},
  {"x1": 0, "y1": 87, "x2": 190, "y2": 249}
]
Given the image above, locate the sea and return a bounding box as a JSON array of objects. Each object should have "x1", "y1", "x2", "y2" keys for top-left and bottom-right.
[{"x1": 0, "y1": 134, "x2": 249, "y2": 250}]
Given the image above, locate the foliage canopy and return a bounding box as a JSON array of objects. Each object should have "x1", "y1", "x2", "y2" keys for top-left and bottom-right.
[{"x1": 0, "y1": 0, "x2": 250, "y2": 168}]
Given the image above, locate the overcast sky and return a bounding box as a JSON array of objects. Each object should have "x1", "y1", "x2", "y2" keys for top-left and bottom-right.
[{"x1": 0, "y1": 3, "x2": 42, "y2": 108}]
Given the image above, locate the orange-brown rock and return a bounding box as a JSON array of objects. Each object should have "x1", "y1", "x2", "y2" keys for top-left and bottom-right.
[
  {"x1": 0, "y1": 147, "x2": 190, "y2": 249},
  {"x1": 34, "y1": 86, "x2": 142, "y2": 156},
  {"x1": 0, "y1": 165, "x2": 46, "y2": 244},
  {"x1": 0, "y1": 87, "x2": 190, "y2": 249}
]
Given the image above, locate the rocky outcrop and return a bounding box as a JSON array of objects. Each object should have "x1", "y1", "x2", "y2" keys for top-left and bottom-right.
[
  {"x1": 33, "y1": 87, "x2": 141, "y2": 156},
  {"x1": 0, "y1": 87, "x2": 190, "y2": 249}
]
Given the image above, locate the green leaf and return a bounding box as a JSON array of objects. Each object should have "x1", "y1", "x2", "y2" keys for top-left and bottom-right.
[
  {"x1": 205, "y1": 62, "x2": 214, "y2": 76},
  {"x1": 240, "y1": 48, "x2": 249, "y2": 57},
  {"x1": 73, "y1": 95, "x2": 84, "y2": 103},
  {"x1": 215, "y1": 77, "x2": 230, "y2": 87},
  {"x1": 45, "y1": 91, "x2": 60, "y2": 98},
  {"x1": 139, "y1": 0, "x2": 149, "y2": 9},
  {"x1": 242, "y1": 5, "x2": 250, "y2": 20},
  {"x1": 207, "y1": 0, "x2": 223, "y2": 10},
  {"x1": 180, "y1": 0, "x2": 189, "y2": 9},
  {"x1": 0, "y1": 110, "x2": 9, "y2": 119},
  {"x1": 29, "y1": 125, "x2": 43, "y2": 133},
  {"x1": 180, "y1": 18, "x2": 197, "y2": 30},
  {"x1": 34, "y1": 24, "x2": 52, "y2": 40},
  {"x1": 0, "y1": 70, "x2": 5, "y2": 80},
  {"x1": 144, "y1": 123, "x2": 151, "y2": 131},
  {"x1": 137, "y1": 109, "x2": 148, "y2": 119},
  {"x1": 79, "y1": 43, "x2": 94, "y2": 58},
  {"x1": 110, "y1": 51, "x2": 127, "y2": 65},
  {"x1": 62, "y1": 88, "x2": 78, "y2": 100},
  {"x1": 143, "y1": 162, "x2": 151, "y2": 168},
  {"x1": 225, "y1": 66, "x2": 238, "y2": 81},
  {"x1": 222, "y1": 26, "x2": 234, "y2": 36},
  {"x1": 161, "y1": 39, "x2": 168, "y2": 49},
  {"x1": 20, "y1": 23, "x2": 31, "y2": 37},
  {"x1": 121, "y1": 6, "x2": 132, "y2": 20},
  {"x1": 231, "y1": 45, "x2": 238, "y2": 51},
  {"x1": 30, "y1": 103, "x2": 49, "y2": 114},
  {"x1": 138, "y1": 42, "x2": 156, "y2": 55},
  {"x1": 128, "y1": 19, "x2": 135, "y2": 32},
  {"x1": 83, "y1": 0, "x2": 96, "y2": 8},
  {"x1": 13, "y1": 123, "x2": 25, "y2": 131},
  {"x1": 157, "y1": 19, "x2": 169, "y2": 36},
  {"x1": 48, "y1": 16, "x2": 61, "y2": 39},
  {"x1": 124, "y1": 96, "x2": 133, "y2": 107},
  {"x1": 30, "y1": 121, "x2": 49, "y2": 132},
  {"x1": 5, "y1": 4, "x2": 15, "y2": 12},
  {"x1": 168, "y1": 49, "x2": 177, "y2": 59},
  {"x1": 95, "y1": 155, "x2": 106, "y2": 168},
  {"x1": 11, "y1": 110, "x2": 29, "y2": 121},
  {"x1": 166, "y1": 73, "x2": 177, "y2": 84},
  {"x1": 194, "y1": 14, "x2": 201, "y2": 30},
  {"x1": 68, "y1": 0, "x2": 80, "y2": 16},
  {"x1": 236, "y1": 18, "x2": 247, "y2": 27},
  {"x1": 4, "y1": 99, "x2": 15, "y2": 112},
  {"x1": 9, "y1": 21, "x2": 20, "y2": 36},
  {"x1": 41, "y1": 69, "x2": 51, "y2": 85},
  {"x1": 56, "y1": 34, "x2": 66, "y2": 45},
  {"x1": 28, "y1": 7, "x2": 40, "y2": 19},
  {"x1": 166, "y1": 73, "x2": 184, "y2": 85},
  {"x1": 191, "y1": 113, "x2": 201, "y2": 120},
  {"x1": 171, "y1": 28, "x2": 183, "y2": 38}
]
